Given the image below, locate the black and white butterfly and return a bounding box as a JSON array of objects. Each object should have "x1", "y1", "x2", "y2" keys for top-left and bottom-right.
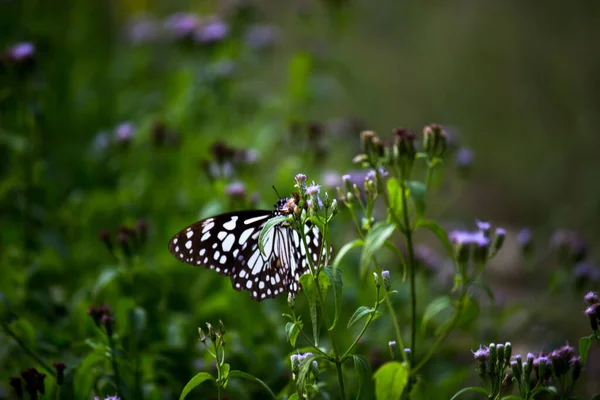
[{"x1": 168, "y1": 198, "x2": 330, "y2": 301}]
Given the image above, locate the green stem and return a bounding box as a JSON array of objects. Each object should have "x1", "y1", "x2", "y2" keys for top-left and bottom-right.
[
  {"x1": 399, "y1": 180, "x2": 417, "y2": 366},
  {"x1": 341, "y1": 287, "x2": 381, "y2": 360},
  {"x1": 107, "y1": 334, "x2": 123, "y2": 396},
  {"x1": 384, "y1": 295, "x2": 408, "y2": 363},
  {"x1": 335, "y1": 360, "x2": 346, "y2": 399},
  {"x1": 2, "y1": 322, "x2": 55, "y2": 376}
]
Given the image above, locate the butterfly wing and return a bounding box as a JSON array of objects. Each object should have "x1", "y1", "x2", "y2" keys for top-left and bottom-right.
[{"x1": 168, "y1": 210, "x2": 332, "y2": 301}]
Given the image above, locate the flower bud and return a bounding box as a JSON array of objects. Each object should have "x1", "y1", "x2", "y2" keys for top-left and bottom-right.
[
  {"x1": 290, "y1": 354, "x2": 300, "y2": 377},
  {"x1": 360, "y1": 130, "x2": 376, "y2": 156},
  {"x1": 476, "y1": 220, "x2": 492, "y2": 238},
  {"x1": 310, "y1": 360, "x2": 319, "y2": 377},
  {"x1": 352, "y1": 154, "x2": 369, "y2": 165},
  {"x1": 570, "y1": 356, "x2": 582, "y2": 382},
  {"x1": 504, "y1": 342, "x2": 512, "y2": 363},
  {"x1": 206, "y1": 322, "x2": 217, "y2": 342},
  {"x1": 295, "y1": 173, "x2": 307, "y2": 186},
  {"x1": 422, "y1": 124, "x2": 447, "y2": 158},
  {"x1": 496, "y1": 343, "x2": 505, "y2": 368},
  {"x1": 288, "y1": 292, "x2": 295, "y2": 309},
  {"x1": 198, "y1": 327, "x2": 206, "y2": 343},
  {"x1": 97, "y1": 230, "x2": 113, "y2": 253},
  {"x1": 585, "y1": 291, "x2": 599, "y2": 305},
  {"x1": 382, "y1": 270, "x2": 391, "y2": 291},
  {"x1": 493, "y1": 228, "x2": 506, "y2": 253},
  {"x1": 330, "y1": 199, "x2": 338, "y2": 215},
  {"x1": 489, "y1": 343, "x2": 497, "y2": 375},
  {"x1": 373, "y1": 272, "x2": 381, "y2": 288},
  {"x1": 219, "y1": 320, "x2": 225, "y2": 336},
  {"x1": 389, "y1": 340, "x2": 397, "y2": 360},
  {"x1": 102, "y1": 313, "x2": 115, "y2": 337},
  {"x1": 53, "y1": 362, "x2": 66, "y2": 385},
  {"x1": 510, "y1": 360, "x2": 521, "y2": 380},
  {"x1": 517, "y1": 228, "x2": 534, "y2": 257},
  {"x1": 392, "y1": 128, "x2": 416, "y2": 165},
  {"x1": 585, "y1": 304, "x2": 599, "y2": 332}
]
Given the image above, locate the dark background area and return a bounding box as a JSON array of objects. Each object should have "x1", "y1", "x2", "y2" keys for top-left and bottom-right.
[{"x1": 1, "y1": 0, "x2": 599, "y2": 398}]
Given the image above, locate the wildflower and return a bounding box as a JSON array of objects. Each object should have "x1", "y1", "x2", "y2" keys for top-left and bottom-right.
[
  {"x1": 195, "y1": 17, "x2": 229, "y2": 44},
  {"x1": 206, "y1": 322, "x2": 217, "y2": 341},
  {"x1": 450, "y1": 230, "x2": 490, "y2": 264},
  {"x1": 290, "y1": 354, "x2": 300, "y2": 376},
  {"x1": 585, "y1": 304, "x2": 599, "y2": 331},
  {"x1": 53, "y1": 362, "x2": 66, "y2": 385},
  {"x1": 493, "y1": 228, "x2": 506, "y2": 253},
  {"x1": 126, "y1": 14, "x2": 158, "y2": 44},
  {"x1": 288, "y1": 292, "x2": 295, "y2": 309},
  {"x1": 244, "y1": 24, "x2": 278, "y2": 49},
  {"x1": 516, "y1": 228, "x2": 534, "y2": 256},
  {"x1": 504, "y1": 342, "x2": 512, "y2": 362},
  {"x1": 294, "y1": 173, "x2": 307, "y2": 186},
  {"x1": 422, "y1": 124, "x2": 447, "y2": 158},
  {"x1": 570, "y1": 356, "x2": 582, "y2": 382},
  {"x1": 533, "y1": 354, "x2": 552, "y2": 382},
  {"x1": 8, "y1": 42, "x2": 35, "y2": 62},
  {"x1": 20, "y1": 368, "x2": 45, "y2": 397},
  {"x1": 305, "y1": 182, "x2": 321, "y2": 196},
  {"x1": 117, "y1": 230, "x2": 132, "y2": 258},
  {"x1": 585, "y1": 291, "x2": 600, "y2": 305},
  {"x1": 392, "y1": 128, "x2": 416, "y2": 165},
  {"x1": 373, "y1": 272, "x2": 381, "y2": 288},
  {"x1": 114, "y1": 122, "x2": 134, "y2": 145},
  {"x1": 549, "y1": 344, "x2": 576, "y2": 377},
  {"x1": 456, "y1": 147, "x2": 474, "y2": 176},
  {"x1": 198, "y1": 327, "x2": 206, "y2": 343},
  {"x1": 389, "y1": 340, "x2": 397, "y2": 360},
  {"x1": 574, "y1": 262, "x2": 600, "y2": 290},
  {"x1": 225, "y1": 182, "x2": 246, "y2": 199},
  {"x1": 164, "y1": 12, "x2": 200, "y2": 40},
  {"x1": 476, "y1": 220, "x2": 492, "y2": 237},
  {"x1": 382, "y1": 270, "x2": 391, "y2": 291},
  {"x1": 472, "y1": 346, "x2": 490, "y2": 378}
]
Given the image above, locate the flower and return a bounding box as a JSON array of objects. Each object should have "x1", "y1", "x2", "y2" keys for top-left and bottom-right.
[
  {"x1": 114, "y1": 122, "x2": 134, "y2": 143},
  {"x1": 584, "y1": 291, "x2": 599, "y2": 305},
  {"x1": 8, "y1": 42, "x2": 35, "y2": 61},
  {"x1": 195, "y1": 17, "x2": 229, "y2": 44},
  {"x1": 305, "y1": 182, "x2": 321, "y2": 196},
  {"x1": 225, "y1": 182, "x2": 246, "y2": 199},
  {"x1": 164, "y1": 12, "x2": 200, "y2": 39},
  {"x1": 455, "y1": 147, "x2": 474, "y2": 168}
]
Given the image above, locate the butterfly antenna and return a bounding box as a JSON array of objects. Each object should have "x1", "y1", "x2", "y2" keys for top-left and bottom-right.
[{"x1": 272, "y1": 185, "x2": 282, "y2": 199}]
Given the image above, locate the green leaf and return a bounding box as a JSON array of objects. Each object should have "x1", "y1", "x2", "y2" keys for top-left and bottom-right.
[
  {"x1": 386, "y1": 178, "x2": 404, "y2": 225},
  {"x1": 299, "y1": 273, "x2": 320, "y2": 345},
  {"x1": 579, "y1": 336, "x2": 592, "y2": 365},
  {"x1": 348, "y1": 306, "x2": 374, "y2": 329},
  {"x1": 406, "y1": 180, "x2": 427, "y2": 218},
  {"x1": 288, "y1": 394, "x2": 300, "y2": 400},
  {"x1": 228, "y1": 370, "x2": 277, "y2": 399},
  {"x1": 422, "y1": 296, "x2": 451, "y2": 332},
  {"x1": 332, "y1": 239, "x2": 363, "y2": 272},
  {"x1": 415, "y1": 219, "x2": 456, "y2": 270},
  {"x1": 324, "y1": 265, "x2": 344, "y2": 331},
  {"x1": 360, "y1": 221, "x2": 396, "y2": 277},
  {"x1": 501, "y1": 396, "x2": 526, "y2": 400},
  {"x1": 285, "y1": 322, "x2": 302, "y2": 347},
  {"x1": 129, "y1": 306, "x2": 147, "y2": 343},
  {"x1": 450, "y1": 386, "x2": 489, "y2": 400},
  {"x1": 353, "y1": 354, "x2": 372, "y2": 399},
  {"x1": 74, "y1": 346, "x2": 107, "y2": 399},
  {"x1": 373, "y1": 361, "x2": 409, "y2": 400},
  {"x1": 178, "y1": 372, "x2": 215, "y2": 400},
  {"x1": 296, "y1": 354, "x2": 323, "y2": 396},
  {"x1": 259, "y1": 215, "x2": 289, "y2": 256},
  {"x1": 221, "y1": 363, "x2": 231, "y2": 387}
]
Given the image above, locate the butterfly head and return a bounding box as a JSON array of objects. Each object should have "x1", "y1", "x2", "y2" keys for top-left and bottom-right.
[{"x1": 274, "y1": 192, "x2": 300, "y2": 216}]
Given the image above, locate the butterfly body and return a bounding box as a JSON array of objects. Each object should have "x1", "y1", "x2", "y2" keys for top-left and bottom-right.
[{"x1": 168, "y1": 198, "x2": 329, "y2": 301}]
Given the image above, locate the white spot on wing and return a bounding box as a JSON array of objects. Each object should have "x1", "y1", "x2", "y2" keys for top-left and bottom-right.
[
  {"x1": 239, "y1": 228, "x2": 254, "y2": 245},
  {"x1": 185, "y1": 240, "x2": 192, "y2": 249},
  {"x1": 217, "y1": 231, "x2": 227, "y2": 240},
  {"x1": 244, "y1": 215, "x2": 270, "y2": 225},
  {"x1": 223, "y1": 234, "x2": 235, "y2": 252},
  {"x1": 223, "y1": 216, "x2": 238, "y2": 230},
  {"x1": 186, "y1": 231, "x2": 194, "y2": 238},
  {"x1": 201, "y1": 232, "x2": 210, "y2": 241},
  {"x1": 246, "y1": 280, "x2": 252, "y2": 289}
]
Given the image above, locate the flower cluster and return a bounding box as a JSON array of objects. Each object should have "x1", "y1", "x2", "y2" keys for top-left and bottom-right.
[
  {"x1": 98, "y1": 219, "x2": 149, "y2": 260},
  {"x1": 290, "y1": 352, "x2": 319, "y2": 380},
  {"x1": 584, "y1": 291, "x2": 600, "y2": 333},
  {"x1": 10, "y1": 367, "x2": 46, "y2": 399},
  {"x1": 449, "y1": 220, "x2": 505, "y2": 266},
  {"x1": 87, "y1": 303, "x2": 115, "y2": 336},
  {"x1": 472, "y1": 342, "x2": 512, "y2": 381}
]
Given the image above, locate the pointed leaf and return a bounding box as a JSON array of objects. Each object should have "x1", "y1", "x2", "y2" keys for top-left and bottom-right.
[
  {"x1": 221, "y1": 363, "x2": 230, "y2": 388},
  {"x1": 422, "y1": 296, "x2": 451, "y2": 332},
  {"x1": 332, "y1": 239, "x2": 363, "y2": 271},
  {"x1": 579, "y1": 336, "x2": 592, "y2": 365},
  {"x1": 348, "y1": 306, "x2": 373, "y2": 329},
  {"x1": 229, "y1": 370, "x2": 277, "y2": 399},
  {"x1": 450, "y1": 386, "x2": 489, "y2": 400},
  {"x1": 299, "y1": 273, "x2": 320, "y2": 345},
  {"x1": 285, "y1": 322, "x2": 302, "y2": 347},
  {"x1": 373, "y1": 361, "x2": 409, "y2": 400},
  {"x1": 386, "y1": 178, "x2": 404, "y2": 224},
  {"x1": 324, "y1": 265, "x2": 344, "y2": 330},
  {"x1": 406, "y1": 180, "x2": 427, "y2": 218},
  {"x1": 178, "y1": 372, "x2": 215, "y2": 400},
  {"x1": 415, "y1": 219, "x2": 457, "y2": 270},
  {"x1": 360, "y1": 221, "x2": 396, "y2": 277},
  {"x1": 353, "y1": 354, "x2": 372, "y2": 400}
]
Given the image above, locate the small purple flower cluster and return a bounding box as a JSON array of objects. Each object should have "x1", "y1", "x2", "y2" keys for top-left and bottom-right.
[
  {"x1": 449, "y1": 221, "x2": 505, "y2": 265},
  {"x1": 98, "y1": 220, "x2": 149, "y2": 260},
  {"x1": 584, "y1": 291, "x2": 600, "y2": 333},
  {"x1": 290, "y1": 352, "x2": 319, "y2": 379},
  {"x1": 87, "y1": 303, "x2": 115, "y2": 336}
]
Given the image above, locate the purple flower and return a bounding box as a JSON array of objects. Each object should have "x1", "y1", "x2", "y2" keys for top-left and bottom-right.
[
  {"x1": 475, "y1": 220, "x2": 491, "y2": 232},
  {"x1": 244, "y1": 25, "x2": 278, "y2": 49},
  {"x1": 584, "y1": 291, "x2": 599, "y2": 305},
  {"x1": 195, "y1": 18, "x2": 229, "y2": 44},
  {"x1": 126, "y1": 15, "x2": 158, "y2": 44},
  {"x1": 472, "y1": 346, "x2": 490, "y2": 362},
  {"x1": 8, "y1": 42, "x2": 35, "y2": 61},
  {"x1": 114, "y1": 122, "x2": 134, "y2": 143},
  {"x1": 305, "y1": 182, "x2": 321, "y2": 196},
  {"x1": 455, "y1": 147, "x2": 473, "y2": 167},
  {"x1": 295, "y1": 173, "x2": 307, "y2": 185},
  {"x1": 225, "y1": 182, "x2": 246, "y2": 199},
  {"x1": 164, "y1": 12, "x2": 200, "y2": 39}
]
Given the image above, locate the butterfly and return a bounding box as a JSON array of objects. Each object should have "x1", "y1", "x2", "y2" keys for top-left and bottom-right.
[{"x1": 168, "y1": 197, "x2": 330, "y2": 301}]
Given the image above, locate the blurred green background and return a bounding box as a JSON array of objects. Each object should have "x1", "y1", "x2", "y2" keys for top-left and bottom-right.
[{"x1": 1, "y1": 0, "x2": 599, "y2": 398}]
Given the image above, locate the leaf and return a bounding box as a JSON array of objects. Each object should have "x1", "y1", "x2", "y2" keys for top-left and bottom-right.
[
  {"x1": 332, "y1": 239, "x2": 363, "y2": 272},
  {"x1": 450, "y1": 386, "x2": 489, "y2": 400},
  {"x1": 579, "y1": 336, "x2": 592, "y2": 365},
  {"x1": 422, "y1": 296, "x2": 451, "y2": 332},
  {"x1": 92, "y1": 267, "x2": 121, "y2": 296},
  {"x1": 360, "y1": 221, "x2": 396, "y2": 277},
  {"x1": 386, "y1": 178, "x2": 404, "y2": 225},
  {"x1": 324, "y1": 265, "x2": 344, "y2": 331},
  {"x1": 74, "y1": 346, "x2": 106, "y2": 399},
  {"x1": 353, "y1": 354, "x2": 372, "y2": 399},
  {"x1": 373, "y1": 361, "x2": 409, "y2": 400},
  {"x1": 296, "y1": 354, "x2": 323, "y2": 396},
  {"x1": 288, "y1": 394, "x2": 300, "y2": 400},
  {"x1": 406, "y1": 180, "x2": 427, "y2": 219},
  {"x1": 221, "y1": 363, "x2": 230, "y2": 387},
  {"x1": 259, "y1": 215, "x2": 289, "y2": 256},
  {"x1": 129, "y1": 306, "x2": 147, "y2": 343},
  {"x1": 299, "y1": 273, "x2": 319, "y2": 345},
  {"x1": 228, "y1": 370, "x2": 277, "y2": 399},
  {"x1": 415, "y1": 219, "x2": 457, "y2": 270},
  {"x1": 285, "y1": 322, "x2": 302, "y2": 347},
  {"x1": 178, "y1": 372, "x2": 215, "y2": 400},
  {"x1": 348, "y1": 306, "x2": 373, "y2": 329}
]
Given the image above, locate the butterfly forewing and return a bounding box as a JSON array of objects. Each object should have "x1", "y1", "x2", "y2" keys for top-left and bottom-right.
[{"x1": 168, "y1": 204, "x2": 331, "y2": 301}]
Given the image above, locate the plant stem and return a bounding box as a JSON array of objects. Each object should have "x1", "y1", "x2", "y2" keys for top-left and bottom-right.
[
  {"x1": 2, "y1": 322, "x2": 55, "y2": 376},
  {"x1": 384, "y1": 295, "x2": 408, "y2": 363},
  {"x1": 335, "y1": 360, "x2": 346, "y2": 399},
  {"x1": 107, "y1": 334, "x2": 123, "y2": 396},
  {"x1": 399, "y1": 180, "x2": 417, "y2": 366}
]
